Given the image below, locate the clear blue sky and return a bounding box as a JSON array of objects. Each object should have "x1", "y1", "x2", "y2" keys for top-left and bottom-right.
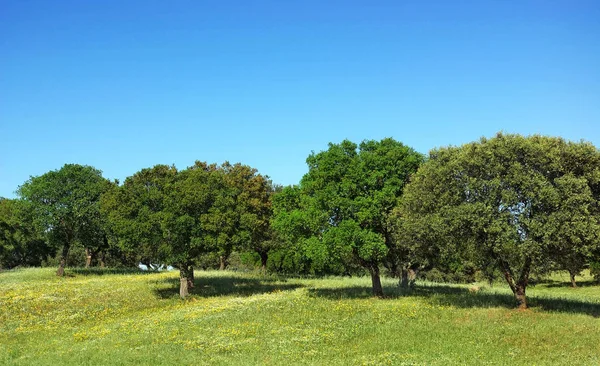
[{"x1": 1, "y1": 0, "x2": 599, "y2": 197}]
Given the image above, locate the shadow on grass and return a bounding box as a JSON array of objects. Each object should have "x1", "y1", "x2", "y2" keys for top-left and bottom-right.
[
  {"x1": 536, "y1": 280, "x2": 599, "y2": 289},
  {"x1": 154, "y1": 275, "x2": 303, "y2": 299},
  {"x1": 308, "y1": 283, "x2": 600, "y2": 317}
]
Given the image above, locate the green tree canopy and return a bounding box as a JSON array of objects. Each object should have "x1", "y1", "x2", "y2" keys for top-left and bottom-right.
[
  {"x1": 0, "y1": 198, "x2": 51, "y2": 269},
  {"x1": 271, "y1": 185, "x2": 324, "y2": 274},
  {"x1": 400, "y1": 133, "x2": 600, "y2": 308},
  {"x1": 102, "y1": 161, "x2": 272, "y2": 297},
  {"x1": 17, "y1": 164, "x2": 111, "y2": 276},
  {"x1": 218, "y1": 162, "x2": 273, "y2": 270},
  {"x1": 101, "y1": 164, "x2": 178, "y2": 266},
  {"x1": 274, "y1": 138, "x2": 424, "y2": 296}
]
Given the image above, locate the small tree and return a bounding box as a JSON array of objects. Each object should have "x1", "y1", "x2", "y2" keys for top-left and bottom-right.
[{"x1": 546, "y1": 174, "x2": 600, "y2": 287}]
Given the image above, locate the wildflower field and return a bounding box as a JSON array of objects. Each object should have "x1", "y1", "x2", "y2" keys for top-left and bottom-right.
[{"x1": 1, "y1": 268, "x2": 600, "y2": 365}]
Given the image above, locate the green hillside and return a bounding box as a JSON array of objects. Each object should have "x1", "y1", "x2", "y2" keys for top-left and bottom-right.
[{"x1": 1, "y1": 268, "x2": 599, "y2": 365}]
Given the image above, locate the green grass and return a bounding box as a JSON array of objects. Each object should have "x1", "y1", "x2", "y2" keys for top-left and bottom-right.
[{"x1": 1, "y1": 268, "x2": 600, "y2": 365}]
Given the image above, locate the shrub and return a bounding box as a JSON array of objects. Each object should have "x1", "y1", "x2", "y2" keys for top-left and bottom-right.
[{"x1": 590, "y1": 262, "x2": 600, "y2": 282}]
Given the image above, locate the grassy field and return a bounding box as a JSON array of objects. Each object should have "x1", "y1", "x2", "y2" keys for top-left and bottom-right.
[{"x1": 1, "y1": 268, "x2": 599, "y2": 365}]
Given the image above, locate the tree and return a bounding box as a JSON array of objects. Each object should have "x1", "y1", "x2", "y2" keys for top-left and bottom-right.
[
  {"x1": 17, "y1": 164, "x2": 110, "y2": 276},
  {"x1": 101, "y1": 162, "x2": 235, "y2": 298},
  {"x1": 0, "y1": 198, "x2": 52, "y2": 269},
  {"x1": 271, "y1": 185, "x2": 325, "y2": 275},
  {"x1": 163, "y1": 161, "x2": 226, "y2": 297},
  {"x1": 102, "y1": 163, "x2": 204, "y2": 298},
  {"x1": 400, "y1": 133, "x2": 600, "y2": 308},
  {"x1": 388, "y1": 205, "x2": 438, "y2": 287},
  {"x1": 100, "y1": 165, "x2": 178, "y2": 267},
  {"x1": 101, "y1": 161, "x2": 273, "y2": 297},
  {"x1": 274, "y1": 138, "x2": 424, "y2": 296},
  {"x1": 204, "y1": 162, "x2": 273, "y2": 271},
  {"x1": 546, "y1": 176, "x2": 600, "y2": 287},
  {"x1": 227, "y1": 163, "x2": 274, "y2": 271}
]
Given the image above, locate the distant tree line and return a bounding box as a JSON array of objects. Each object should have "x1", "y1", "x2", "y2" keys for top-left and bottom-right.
[{"x1": 1, "y1": 133, "x2": 599, "y2": 308}]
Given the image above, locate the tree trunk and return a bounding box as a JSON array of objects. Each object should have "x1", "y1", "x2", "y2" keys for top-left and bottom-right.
[
  {"x1": 399, "y1": 268, "x2": 418, "y2": 288},
  {"x1": 219, "y1": 256, "x2": 226, "y2": 270},
  {"x1": 369, "y1": 266, "x2": 384, "y2": 298},
  {"x1": 99, "y1": 234, "x2": 108, "y2": 268},
  {"x1": 260, "y1": 252, "x2": 268, "y2": 272},
  {"x1": 99, "y1": 251, "x2": 105, "y2": 268},
  {"x1": 85, "y1": 247, "x2": 92, "y2": 268},
  {"x1": 179, "y1": 267, "x2": 189, "y2": 298},
  {"x1": 409, "y1": 269, "x2": 418, "y2": 284},
  {"x1": 187, "y1": 265, "x2": 194, "y2": 289},
  {"x1": 57, "y1": 257, "x2": 66, "y2": 277},
  {"x1": 57, "y1": 227, "x2": 74, "y2": 276},
  {"x1": 56, "y1": 244, "x2": 70, "y2": 277},
  {"x1": 515, "y1": 285, "x2": 527, "y2": 309},
  {"x1": 499, "y1": 257, "x2": 531, "y2": 309},
  {"x1": 387, "y1": 259, "x2": 399, "y2": 279},
  {"x1": 400, "y1": 268, "x2": 409, "y2": 288},
  {"x1": 569, "y1": 271, "x2": 577, "y2": 288}
]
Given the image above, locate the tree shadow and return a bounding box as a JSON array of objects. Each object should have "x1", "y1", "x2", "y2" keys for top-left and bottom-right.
[
  {"x1": 306, "y1": 285, "x2": 405, "y2": 301},
  {"x1": 536, "y1": 280, "x2": 599, "y2": 289},
  {"x1": 154, "y1": 275, "x2": 303, "y2": 299},
  {"x1": 307, "y1": 283, "x2": 600, "y2": 317}
]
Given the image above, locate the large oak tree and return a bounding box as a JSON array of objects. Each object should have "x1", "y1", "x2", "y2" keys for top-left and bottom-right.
[
  {"x1": 100, "y1": 165, "x2": 178, "y2": 267},
  {"x1": 219, "y1": 162, "x2": 273, "y2": 270},
  {"x1": 17, "y1": 164, "x2": 111, "y2": 276},
  {"x1": 274, "y1": 138, "x2": 423, "y2": 296},
  {"x1": 400, "y1": 133, "x2": 600, "y2": 308}
]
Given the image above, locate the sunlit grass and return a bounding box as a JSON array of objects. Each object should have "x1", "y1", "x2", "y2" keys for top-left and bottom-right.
[{"x1": 1, "y1": 268, "x2": 599, "y2": 365}]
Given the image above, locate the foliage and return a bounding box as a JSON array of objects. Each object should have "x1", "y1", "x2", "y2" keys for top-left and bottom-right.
[
  {"x1": 101, "y1": 161, "x2": 274, "y2": 296},
  {"x1": 400, "y1": 133, "x2": 600, "y2": 308},
  {"x1": 544, "y1": 173, "x2": 600, "y2": 286},
  {"x1": 0, "y1": 198, "x2": 52, "y2": 269},
  {"x1": 272, "y1": 185, "x2": 330, "y2": 274},
  {"x1": 100, "y1": 164, "x2": 178, "y2": 265},
  {"x1": 273, "y1": 138, "x2": 424, "y2": 295},
  {"x1": 590, "y1": 262, "x2": 600, "y2": 282},
  {"x1": 17, "y1": 164, "x2": 111, "y2": 275},
  {"x1": 212, "y1": 162, "x2": 273, "y2": 269},
  {"x1": 162, "y1": 160, "x2": 230, "y2": 280},
  {"x1": 4, "y1": 132, "x2": 600, "y2": 307}
]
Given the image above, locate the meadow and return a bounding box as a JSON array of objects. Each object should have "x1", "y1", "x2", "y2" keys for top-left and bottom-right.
[{"x1": 1, "y1": 268, "x2": 599, "y2": 365}]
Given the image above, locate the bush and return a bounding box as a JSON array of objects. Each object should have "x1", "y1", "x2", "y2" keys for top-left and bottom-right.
[
  {"x1": 422, "y1": 268, "x2": 446, "y2": 283},
  {"x1": 590, "y1": 262, "x2": 600, "y2": 282}
]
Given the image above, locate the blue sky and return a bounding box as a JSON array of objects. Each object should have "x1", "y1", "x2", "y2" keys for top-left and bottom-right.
[{"x1": 1, "y1": 0, "x2": 599, "y2": 197}]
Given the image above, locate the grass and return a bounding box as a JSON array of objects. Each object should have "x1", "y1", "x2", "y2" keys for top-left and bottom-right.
[{"x1": 1, "y1": 268, "x2": 600, "y2": 365}]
